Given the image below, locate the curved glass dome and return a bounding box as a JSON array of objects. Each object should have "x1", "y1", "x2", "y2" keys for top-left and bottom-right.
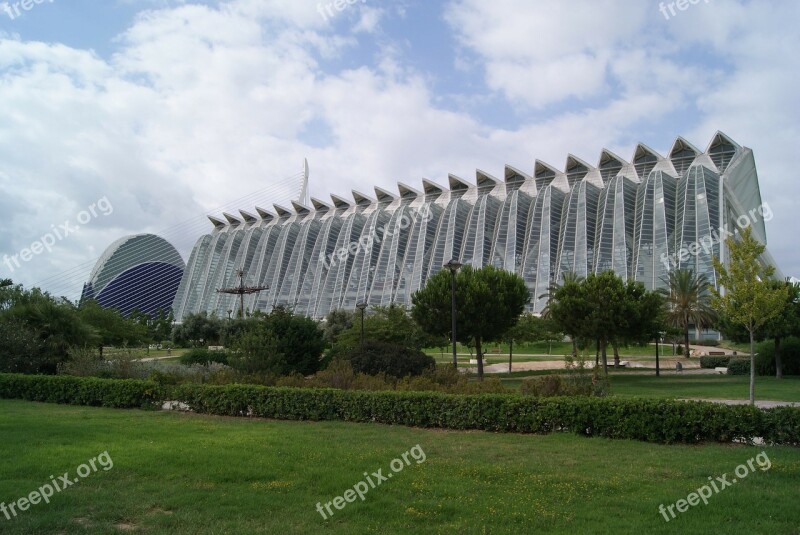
[{"x1": 83, "y1": 234, "x2": 185, "y2": 317}]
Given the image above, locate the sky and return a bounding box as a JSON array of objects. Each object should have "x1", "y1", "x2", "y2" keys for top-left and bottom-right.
[{"x1": 0, "y1": 0, "x2": 798, "y2": 300}]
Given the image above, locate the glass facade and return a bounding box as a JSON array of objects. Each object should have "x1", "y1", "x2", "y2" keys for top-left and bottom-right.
[{"x1": 172, "y1": 131, "x2": 779, "y2": 320}]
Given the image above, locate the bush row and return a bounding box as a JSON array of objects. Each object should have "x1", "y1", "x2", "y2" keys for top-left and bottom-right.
[
  {"x1": 700, "y1": 356, "x2": 731, "y2": 369},
  {"x1": 1, "y1": 373, "x2": 797, "y2": 445},
  {"x1": 0, "y1": 373, "x2": 164, "y2": 408},
  {"x1": 170, "y1": 384, "x2": 800, "y2": 445}
]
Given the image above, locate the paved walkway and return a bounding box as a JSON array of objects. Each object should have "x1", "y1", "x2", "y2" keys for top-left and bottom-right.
[{"x1": 679, "y1": 398, "x2": 800, "y2": 409}]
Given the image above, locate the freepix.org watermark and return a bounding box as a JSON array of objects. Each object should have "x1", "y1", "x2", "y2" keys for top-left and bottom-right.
[
  {"x1": 317, "y1": 0, "x2": 365, "y2": 23},
  {"x1": 2, "y1": 196, "x2": 113, "y2": 274},
  {"x1": 658, "y1": 451, "x2": 771, "y2": 522},
  {"x1": 659, "y1": 0, "x2": 712, "y2": 21},
  {"x1": 2, "y1": 0, "x2": 54, "y2": 21},
  {"x1": 660, "y1": 201, "x2": 772, "y2": 271},
  {"x1": 320, "y1": 205, "x2": 432, "y2": 271},
  {"x1": 1, "y1": 451, "x2": 113, "y2": 522},
  {"x1": 315, "y1": 444, "x2": 426, "y2": 520}
]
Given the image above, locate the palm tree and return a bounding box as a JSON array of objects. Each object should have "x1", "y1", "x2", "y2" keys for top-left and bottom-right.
[{"x1": 660, "y1": 269, "x2": 717, "y2": 357}]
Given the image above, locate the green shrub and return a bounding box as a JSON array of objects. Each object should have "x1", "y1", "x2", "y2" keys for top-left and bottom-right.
[
  {"x1": 700, "y1": 356, "x2": 731, "y2": 369},
  {"x1": 676, "y1": 345, "x2": 683, "y2": 355},
  {"x1": 168, "y1": 382, "x2": 800, "y2": 446},
  {"x1": 0, "y1": 373, "x2": 164, "y2": 408},
  {"x1": 727, "y1": 358, "x2": 751, "y2": 375},
  {"x1": 180, "y1": 348, "x2": 228, "y2": 366},
  {"x1": 2, "y1": 373, "x2": 799, "y2": 446},
  {"x1": 755, "y1": 337, "x2": 800, "y2": 376},
  {"x1": 347, "y1": 341, "x2": 435, "y2": 378}
]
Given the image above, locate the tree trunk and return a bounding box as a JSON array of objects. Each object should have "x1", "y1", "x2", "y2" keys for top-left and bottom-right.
[
  {"x1": 601, "y1": 339, "x2": 608, "y2": 376},
  {"x1": 749, "y1": 329, "x2": 756, "y2": 405},
  {"x1": 508, "y1": 339, "x2": 513, "y2": 374},
  {"x1": 775, "y1": 337, "x2": 783, "y2": 379},
  {"x1": 476, "y1": 337, "x2": 484, "y2": 381},
  {"x1": 684, "y1": 324, "x2": 691, "y2": 359},
  {"x1": 595, "y1": 339, "x2": 599, "y2": 366},
  {"x1": 571, "y1": 338, "x2": 577, "y2": 357},
  {"x1": 613, "y1": 343, "x2": 620, "y2": 368}
]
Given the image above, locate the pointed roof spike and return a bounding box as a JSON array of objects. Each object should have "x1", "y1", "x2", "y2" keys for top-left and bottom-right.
[
  {"x1": 291, "y1": 201, "x2": 311, "y2": 215},
  {"x1": 352, "y1": 190, "x2": 374, "y2": 206},
  {"x1": 208, "y1": 215, "x2": 227, "y2": 230},
  {"x1": 565, "y1": 154, "x2": 593, "y2": 173},
  {"x1": 669, "y1": 136, "x2": 702, "y2": 158},
  {"x1": 239, "y1": 210, "x2": 258, "y2": 225},
  {"x1": 397, "y1": 182, "x2": 422, "y2": 199},
  {"x1": 534, "y1": 159, "x2": 561, "y2": 178},
  {"x1": 330, "y1": 194, "x2": 352, "y2": 210},
  {"x1": 273, "y1": 204, "x2": 293, "y2": 218},
  {"x1": 311, "y1": 197, "x2": 332, "y2": 212},
  {"x1": 448, "y1": 174, "x2": 471, "y2": 191},
  {"x1": 504, "y1": 165, "x2": 531, "y2": 183},
  {"x1": 374, "y1": 186, "x2": 397, "y2": 203},
  {"x1": 476, "y1": 169, "x2": 500, "y2": 189},
  {"x1": 223, "y1": 212, "x2": 242, "y2": 227},
  {"x1": 633, "y1": 142, "x2": 663, "y2": 162},
  {"x1": 422, "y1": 179, "x2": 445, "y2": 196},
  {"x1": 706, "y1": 131, "x2": 741, "y2": 153},
  {"x1": 255, "y1": 206, "x2": 276, "y2": 221},
  {"x1": 598, "y1": 148, "x2": 628, "y2": 168}
]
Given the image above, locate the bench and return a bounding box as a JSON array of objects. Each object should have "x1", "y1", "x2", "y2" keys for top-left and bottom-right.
[
  {"x1": 491, "y1": 348, "x2": 501, "y2": 354},
  {"x1": 708, "y1": 351, "x2": 727, "y2": 356}
]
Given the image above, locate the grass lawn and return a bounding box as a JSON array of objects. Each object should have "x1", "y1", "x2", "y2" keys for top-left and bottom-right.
[
  {"x1": 0, "y1": 400, "x2": 798, "y2": 534},
  {"x1": 499, "y1": 374, "x2": 800, "y2": 401},
  {"x1": 606, "y1": 375, "x2": 800, "y2": 402}
]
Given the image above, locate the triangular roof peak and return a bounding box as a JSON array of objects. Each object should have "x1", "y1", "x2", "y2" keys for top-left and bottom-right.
[
  {"x1": 255, "y1": 206, "x2": 276, "y2": 222},
  {"x1": 504, "y1": 165, "x2": 531, "y2": 183},
  {"x1": 208, "y1": 215, "x2": 227, "y2": 230},
  {"x1": 476, "y1": 169, "x2": 500, "y2": 189},
  {"x1": 330, "y1": 194, "x2": 352, "y2": 210},
  {"x1": 706, "y1": 130, "x2": 741, "y2": 153},
  {"x1": 223, "y1": 212, "x2": 242, "y2": 227},
  {"x1": 311, "y1": 197, "x2": 332, "y2": 212},
  {"x1": 352, "y1": 190, "x2": 374, "y2": 206},
  {"x1": 448, "y1": 174, "x2": 471, "y2": 191},
  {"x1": 374, "y1": 186, "x2": 397, "y2": 203},
  {"x1": 239, "y1": 210, "x2": 258, "y2": 225},
  {"x1": 422, "y1": 179, "x2": 445, "y2": 197},
  {"x1": 398, "y1": 182, "x2": 422, "y2": 199},
  {"x1": 565, "y1": 154, "x2": 593, "y2": 173},
  {"x1": 670, "y1": 136, "x2": 701, "y2": 157},
  {"x1": 273, "y1": 204, "x2": 293, "y2": 218},
  {"x1": 291, "y1": 201, "x2": 311, "y2": 215}
]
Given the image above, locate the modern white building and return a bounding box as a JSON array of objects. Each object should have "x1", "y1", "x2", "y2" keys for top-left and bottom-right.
[{"x1": 172, "y1": 131, "x2": 780, "y2": 321}]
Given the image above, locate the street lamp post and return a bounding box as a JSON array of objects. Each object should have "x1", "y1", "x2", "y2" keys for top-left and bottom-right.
[
  {"x1": 444, "y1": 259, "x2": 463, "y2": 369},
  {"x1": 656, "y1": 331, "x2": 666, "y2": 377},
  {"x1": 356, "y1": 302, "x2": 367, "y2": 350}
]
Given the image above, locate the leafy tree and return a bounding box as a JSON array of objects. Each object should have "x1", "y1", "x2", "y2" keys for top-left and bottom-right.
[
  {"x1": 330, "y1": 304, "x2": 437, "y2": 359},
  {"x1": 78, "y1": 300, "x2": 148, "y2": 347},
  {"x1": 0, "y1": 319, "x2": 46, "y2": 374},
  {"x1": 0, "y1": 285, "x2": 98, "y2": 373},
  {"x1": 545, "y1": 273, "x2": 588, "y2": 357},
  {"x1": 171, "y1": 312, "x2": 223, "y2": 347},
  {"x1": 412, "y1": 265, "x2": 530, "y2": 380},
  {"x1": 322, "y1": 308, "x2": 355, "y2": 345},
  {"x1": 660, "y1": 268, "x2": 717, "y2": 358},
  {"x1": 348, "y1": 341, "x2": 435, "y2": 378},
  {"x1": 711, "y1": 226, "x2": 787, "y2": 404},
  {"x1": 502, "y1": 314, "x2": 559, "y2": 374},
  {"x1": 227, "y1": 307, "x2": 325, "y2": 376},
  {"x1": 761, "y1": 280, "x2": 800, "y2": 378},
  {"x1": 577, "y1": 272, "x2": 630, "y2": 375}
]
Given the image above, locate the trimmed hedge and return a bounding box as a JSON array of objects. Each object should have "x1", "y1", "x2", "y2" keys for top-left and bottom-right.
[
  {"x1": 0, "y1": 373, "x2": 164, "y2": 409},
  {"x1": 170, "y1": 383, "x2": 800, "y2": 446},
  {"x1": 1, "y1": 374, "x2": 798, "y2": 446},
  {"x1": 700, "y1": 356, "x2": 731, "y2": 369},
  {"x1": 727, "y1": 358, "x2": 751, "y2": 375}
]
